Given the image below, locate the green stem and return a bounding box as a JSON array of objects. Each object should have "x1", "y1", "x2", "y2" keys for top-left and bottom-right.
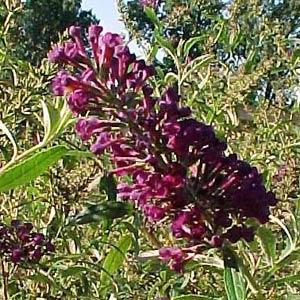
[{"x1": 1, "y1": 260, "x2": 8, "y2": 300}]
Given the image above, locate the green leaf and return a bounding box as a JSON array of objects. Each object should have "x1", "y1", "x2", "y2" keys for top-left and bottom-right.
[
  {"x1": 0, "y1": 145, "x2": 69, "y2": 192},
  {"x1": 224, "y1": 267, "x2": 246, "y2": 300},
  {"x1": 257, "y1": 226, "x2": 276, "y2": 266},
  {"x1": 61, "y1": 266, "x2": 90, "y2": 277},
  {"x1": 165, "y1": 72, "x2": 178, "y2": 83},
  {"x1": 100, "y1": 234, "x2": 132, "y2": 283},
  {"x1": 41, "y1": 100, "x2": 61, "y2": 140},
  {"x1": 144, "y1": 7, "x2": 160, "y2": 27},
  {"x1": 292, "y1": 49, "x2": 300, "y2": 65},
  {"x1": 222, "y1": 246, "x2": 238, "y2": 270},
  {"x1": 173, "y1": 295, "x2": 221, "y2": 300},
  {"x1": 99, "y1": 173, "x2": 117, "y2": 201},
  {"x1": 69, "y1": 202, "x2": 133, "y2": 225},
  {"x1": 274, "y1": 273, "x2": 300, "y2": 285},
  {"x1": 28, "y1": 271, "x2": 57, "y2": 287},
  {"x1": 181, "y1": 54, "x2": 213, "y2": 86},
  {"x1": 148, "y1": 44, "x2": 159, "y2": 60},
  {"x1": 41, "y1": 100, "x2": 73, "y2": 143},
  {"x1": 244, "y1": 49, "x2": 257, "y2": 73},
  {"x1": 0, "y1": 120, "x2": 17, "y2": 159},
  {"x1": 287, "y1": 295, "x2": 300, "y2": 300},
  {"x1": 155, "y1": 33, "x2": 176, "y2": 56},
  {"x1": 183, "y1": 36, "x2": 203, "y2": 57},
  {"x1": 64, "y1": 150, "x2": 95, "y2": 159}
]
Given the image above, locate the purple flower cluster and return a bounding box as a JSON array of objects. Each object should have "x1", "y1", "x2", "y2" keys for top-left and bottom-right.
[
  {"x1": 140, "y1": 0, "x2": 159, "y2": 9},
  {"x1": 49, "y1": 25, "x2": 276, "y2": 271},
  {"x1": 0, "y1": 220, "x2": 54, "y2": 264}
]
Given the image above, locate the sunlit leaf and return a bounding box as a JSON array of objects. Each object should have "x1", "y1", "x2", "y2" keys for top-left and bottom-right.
[
  {"x1": 100, "y1": 234, "x2": 132, "y2": 283},
  {"x1": 144, "y1": 7, "x2": 160, "y2": 27},
  {"x1": 99, "y1": 173, "x2": 117, "y2": 201},
  {"x1": 224, "y1": 267, "x2": 246, "y2": 300},
  {"x1": 0, "y1": 145, "x2": 69, "y2": 192},
  {"x1": 257, "y1": 226, "x2": 276, "y2": 266}
]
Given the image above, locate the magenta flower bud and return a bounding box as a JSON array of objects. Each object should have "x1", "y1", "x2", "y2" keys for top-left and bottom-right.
[
  {"x1": 171, "y1": 213, "x2": 189, "y2": 238},
  {"x1": 214, "y1": 211, "x2": 232, "y2": 228},
  {"x1": 88, "y1": 24, "x2": 103, "y2": 41},
  {"x1": 48, "y1": 22, "x2": 277, "y2": 272},
  {"x1": 171, "y1": 260, "x2": 184, "y2": 272},
  {"x1": 159, "y1": 247, "x2": 183, "y2": 262},
  {"x1": 69, "y1": 26, "x2": 85, "y2": 53},
  {"x1": 11, "y1": 248, "x2": 23, "y2": 264},
  {"x1": 102, "y1": 32, "x2": 122, "y2": 48},
  {"x1": 159, "y1": 247, "x2": 185, "y2": 271},
  {"x1": 266, "y1": 191, "x2": 277, "y2": 206},
  {"x1": 68, "y1": 89, "x2": 90, "y2": 114},
  {"x1": 48, "y1": 45, "x2": 66, "y2": 63},
  {"x1": 51, "y1": 70, "x2": 72, "y2": 96},
  {"x1": 75, "y1": 117, "x2": 103, "y2": 141},
  {"x1": 81, "y1": 68, "x2": 96, "y2": 82},
  {"x1": 111, "y1": 165, "x2": 140, "y2": 176},
  {"x1": 241, "y1": 226, "x2": 255, "y2": 242},
  {"x1": 210, "y1": 235, "x2": 223, "y2": 248},
  {"x1": 191, "y1": 226, "x2": 206, "y2": 240},
  {"x1": 69, "y1": 26, "x2": 81, "y2": 38},
  {"x1": 11, "y1": 220, "x2": 21, "y2": 227},
  {"x1": 17, "y1": 224, "x2": 33, "y2": 242},
  {"x1": 143, "y1": 204, "x2": 165, "y2": 221},
  {"x1": 0, "y1": 221, "x2": 54, "y2": 265},
  {"x1": 88, "y1": 25, "x2": 103, "y2": 64},
  {"x1": 64, "y1": 41, "x2": 80, "y2": 60},
  {"x1": 23, "y1": 223, "x2": 33, "y2": 232},
  {"x1": 224, "y1": 226, "x2": 242, "y2": 243},
  {"x1": 90, "y1": 132, "x2": 112, "y2": 155}
]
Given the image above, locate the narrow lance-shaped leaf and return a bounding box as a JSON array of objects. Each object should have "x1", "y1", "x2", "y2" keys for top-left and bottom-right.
[
  {"x1": 0, "y1": 120, "x2": 18, "y2": 159},
  {"x1": 99, "y1": 173, "x2": 117, "y2": 201},
  {"x1": 68, "y1": 202, "x2": 133, "y2": 225},
  {"x1": 224, "y1": 267, "x2": 246, "y2": 300},
  {"x1": 100, "y1": 234, "x2": 132, "y2": 284},
  {"x1": 173, "y1": 295, "x2": 221, "y2": 300},
  {"x1": 144, "y1": 7, "x2": 161, "y2": 28},
  {"x1": 257, "y1": 226, "x2": 276, "y2": 266},
  {"x1": 0, "y1": 145, "x2": 69, "y2": 192},
  {"x1": 183, "y1": 36, "x2": 204, "y2": 58},
  {"x1": 222, "y1": 246, "x2": 246, "y2": 300}
]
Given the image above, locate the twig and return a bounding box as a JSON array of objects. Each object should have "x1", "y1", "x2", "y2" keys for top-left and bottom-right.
[{"x1": 1, "y1": 259, "x2": 8, "y2": 300}]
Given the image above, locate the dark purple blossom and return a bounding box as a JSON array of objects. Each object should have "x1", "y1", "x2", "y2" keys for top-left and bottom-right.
[
  {"x1": 75, "y1": 118, "x2": 103, "y2": 141},
  {"x1": 49, "y1": 24, "x2": 277, "y2": 271},
  {"x1": 0, "y1": 220, "x2": 54, "y2": 265}
]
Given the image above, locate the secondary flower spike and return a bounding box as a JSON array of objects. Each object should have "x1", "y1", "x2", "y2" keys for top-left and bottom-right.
[
  {"x1": 49, "y1": 24, "x2": 277, "y2": 271},
  {"x1": 0, "y1": 220, "x2": 54, "y2": 264}
]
